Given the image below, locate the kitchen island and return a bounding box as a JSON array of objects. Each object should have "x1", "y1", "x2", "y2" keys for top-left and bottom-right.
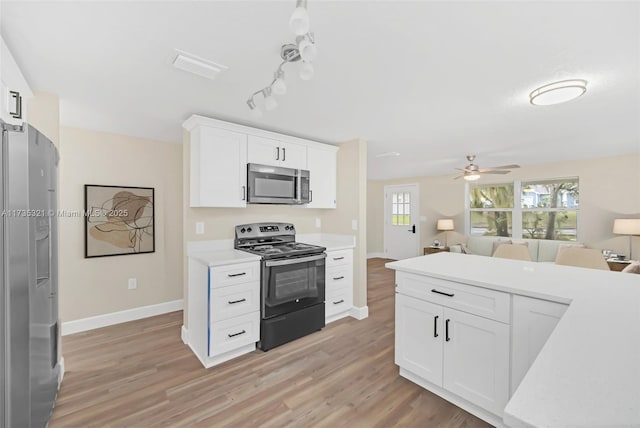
[{"x1": 386, "y1": 252, "x2": 640, "y2": 428}]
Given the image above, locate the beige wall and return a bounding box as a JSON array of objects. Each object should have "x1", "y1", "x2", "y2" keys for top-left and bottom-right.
[
  {"x1": 27, "y1": 91, "x2": 59, "y2": 146},
  {"x1": 59, "y1": 127, "x2": 183, "y2": 321},
  {"x1": 322, "y1": 139, "x2": 368, "y2": 307},
  {"x1": 368, "y1": 154, "x2": 640, "y2": 258}
]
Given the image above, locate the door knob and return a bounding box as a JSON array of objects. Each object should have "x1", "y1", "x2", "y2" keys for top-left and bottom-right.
[{"x1": 407, "y1": 224, "x2": 416, "y2": 233}]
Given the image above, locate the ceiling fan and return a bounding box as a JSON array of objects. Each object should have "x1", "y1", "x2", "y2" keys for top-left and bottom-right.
[{"x1": 454, "y1": 155, "x2": 520, "y2": 181}]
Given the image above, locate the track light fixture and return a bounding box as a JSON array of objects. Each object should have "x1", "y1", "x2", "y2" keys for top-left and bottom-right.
[{"x1": 246, "y1": 0, "x2": 316, "y2": 116}]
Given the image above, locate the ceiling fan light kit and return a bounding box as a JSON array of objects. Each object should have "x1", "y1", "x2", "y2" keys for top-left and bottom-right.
[
  {"x1": 247, "y1": 0, "x2": 317, "y2": 116},
  {"x1": 454, "y1": 155, "x2": 520, "y2": 181},
  {"x1": 529, "y1": 79, "x2": 587, "y2": 106}
]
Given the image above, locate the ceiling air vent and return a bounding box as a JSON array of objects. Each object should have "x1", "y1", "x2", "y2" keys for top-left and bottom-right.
[{"x1": 172, "y1": 49, "x2": 228, "y2": 80}]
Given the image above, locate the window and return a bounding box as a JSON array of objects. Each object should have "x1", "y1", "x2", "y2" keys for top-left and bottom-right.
[
  {"x1": 467, "y1": 178, "x2": 579, "y2": 241},
  {"x1": 469, "y1": 183, "x2": 514, "y2": 237},
  {"x1": 521, "y1": 178, "x2": 579, "y2": 241},
  {"x1": 392, "y1": 191, "x2": 411, "y2": 225}
]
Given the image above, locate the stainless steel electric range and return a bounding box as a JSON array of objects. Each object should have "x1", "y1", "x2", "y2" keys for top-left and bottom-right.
[{"x1": 234, "y1": 222, "x2": 326, "y2": 351}]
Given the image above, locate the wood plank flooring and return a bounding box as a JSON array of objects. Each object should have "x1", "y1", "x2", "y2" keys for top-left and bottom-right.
[{"x1": 50, "y1": 258, "x2": 492, "y2": 427}]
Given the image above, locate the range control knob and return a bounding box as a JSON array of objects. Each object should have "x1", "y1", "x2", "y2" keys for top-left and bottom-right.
[
  {"x1": 284, "y1": 225, "x2": 290, "y2": 230},
  {"x1": 290, "y1": 225, "x2": 295, "y2": 230},
  {"x1": 240, "y1": 228, "x2": 246, "y2": 233},
  {"x1": 247, "y1": 227, "x2": 252, "y2": 232}
]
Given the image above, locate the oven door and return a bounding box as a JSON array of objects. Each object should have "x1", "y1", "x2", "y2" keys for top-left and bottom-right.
[
  {"x1": 247, "y1": 163, "x2": 300, "y2": 204},
  {"x1": 262, "y1": 253, "x2": 326, "y2": 318}
]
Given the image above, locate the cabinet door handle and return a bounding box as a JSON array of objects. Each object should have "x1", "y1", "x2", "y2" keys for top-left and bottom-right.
[
  {"x1": 309, "y1": 190, "x2": 313, "y2": 203},
  {"x1": 434, "y1": 315, "x2": 439, "y2": 338},
  {"x1": 9, "y1": 91, "x2": 22, "y2": 119},
  {"x1": 241, "y1": 185, "x2": 246, "y2": 201},
  {"x1": 228, "y1": 298, "x2": 246, "y2": 305},
  {"x1": 431, "y1": 289, "x2": 454, "y2": 297},
  {"x1": 333, "y1": 299, "x2": 344, "y2": 305},
  {"x1": 228, "y1": 330, "x2": 246, "y2": 338},
  {"x1": 227, "y1": 272, "x2": 247, "y2": 278},
  {"x1": 276, "y1": 146, "x2": 280, "y2": 160},
  {"x1": 333, "y1": 256, "x2": 344, "y2": 261},
  {"x1": 282, "y1": 147, "x2": 286, "y2": 161},
  {"x1": 445, "y1": 319, "x2": 451, "y2": 342},
  {"x1": 333, "y1": 276, "x2": 345, "y2": 280}
]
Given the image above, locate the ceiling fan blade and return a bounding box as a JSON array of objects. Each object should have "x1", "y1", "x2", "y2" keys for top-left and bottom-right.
[
  {"x1": 480, "y1": 170, "x2": 511, "y2": 175},
  {"x1": 453, "y1": 175, "x2": 464, "y2": 180},
  {"x1": 487, "y1": 164, "x2": 520, "y2": 170}
]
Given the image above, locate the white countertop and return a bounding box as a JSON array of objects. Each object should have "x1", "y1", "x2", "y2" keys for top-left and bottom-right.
[
  {"x1": 187, "y1": 233, "x2": 354, "y2": 267},
  {"x1": 386, "y1": 253, "x2": 640, "y2": 428},
  {"x1": 189, "y1": 249, "x2": 260, "y2": 267}
]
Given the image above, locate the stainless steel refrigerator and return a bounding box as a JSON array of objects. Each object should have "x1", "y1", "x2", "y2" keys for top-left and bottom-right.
[{"x1": 1, "y1": 120, "x2": 60, "y2": 428}]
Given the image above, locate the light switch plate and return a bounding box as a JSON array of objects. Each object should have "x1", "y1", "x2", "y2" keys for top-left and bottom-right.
[
  {"x1": 420, "y1": 216, "x2": 427, "y2": 222},
  {"x1": 195, "y1": 222, "x2": 205, "y2": 235},
  {"x1": 352, "y1": 220, "x2": 358, "y2": 230},
  {"x1": 128, "y1": 278, "x2": 137, "y2": 290},
  {"x1": 315, "y1": 218, "x2": 321, "y2": 228}
]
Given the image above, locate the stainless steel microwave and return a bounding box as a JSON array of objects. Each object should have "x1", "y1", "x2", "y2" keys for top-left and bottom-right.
[{"x1": 247, "y1": 163, "x2": 310, "y2": 205}]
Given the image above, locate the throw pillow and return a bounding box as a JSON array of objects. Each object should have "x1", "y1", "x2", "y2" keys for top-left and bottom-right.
[
  {"x1": 491, "y1": 239, "x2": 512, "y2": 256},
  {"x1": 622, "y1": 261, "x2": 640, "y2": 274},
  {"x1": 460, "y1": 243, "x2": 472, "y2": 254}
]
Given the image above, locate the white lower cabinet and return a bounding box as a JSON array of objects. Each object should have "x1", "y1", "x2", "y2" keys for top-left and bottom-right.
[
  {"x1": 187, "y1": 258, "x2": 260, "y2": 368},
  {"x1": 325, "y1": 249, "x2": 353, "y2": 323},
  {"x1": 511, "y1": 295, "x2": 568, "y2": 392},
  {"x1": 395, "y1": 273, "x2": 510, "y2": 422}
]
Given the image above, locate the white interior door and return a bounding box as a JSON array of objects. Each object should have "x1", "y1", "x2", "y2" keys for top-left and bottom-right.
[{"x1": 384, "y1": 184, "x2": 420, "y2": 260}]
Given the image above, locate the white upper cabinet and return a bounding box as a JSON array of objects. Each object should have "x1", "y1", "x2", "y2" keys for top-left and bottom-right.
[
  {"x1": 184, "y1": 115, "x2": 338, "y2": 209},
  {"x1": 247, "y1": 135, "x2": 307, "y2": 169},
  {"x1": 306, "y1": 146, "x2": 337, "y2": 208},
  {"x1": 1, "y1": 37, "x2": 33, "y2": 125},
  {"x1": 189, "y1": 126, "x2": 247, "y2": 207}
]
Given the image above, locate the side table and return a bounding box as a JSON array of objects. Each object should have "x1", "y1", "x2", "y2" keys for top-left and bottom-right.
[{"x1": 424, "y1": 246, "x2": 450, "y2": 255}]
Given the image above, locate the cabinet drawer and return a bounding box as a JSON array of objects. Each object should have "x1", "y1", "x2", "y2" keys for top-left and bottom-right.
[
  {"x1": 209, "y1": 311, "x2": 259, "y2": 357},
  {"x1": 397, "y1": 272, "x2": 510, "y2": 323},
  {"x1": 326, "y1": 289, "x2": 352, "y2": 317},
  {"x1": 326, "y1": 250, "x2": 352, "y2": 269},
  {"x1": 210, "y1": 262, "x2": 259, "y2": 288},
  {"x1": 210, "y1": 281, "x2": 259, "y2": 322},
  {"x1": 325, "y1": 268, "x2": 352, "y2": 293}
]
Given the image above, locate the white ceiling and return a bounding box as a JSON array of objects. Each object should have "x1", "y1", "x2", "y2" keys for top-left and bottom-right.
[{"x1": 2, "y1": 1, "x2": 639, "y2": 180}]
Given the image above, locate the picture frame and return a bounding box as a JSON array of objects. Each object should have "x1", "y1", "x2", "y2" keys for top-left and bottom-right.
[{"x1": 84, "y1": 184, "x2": 155, "y2": 258}]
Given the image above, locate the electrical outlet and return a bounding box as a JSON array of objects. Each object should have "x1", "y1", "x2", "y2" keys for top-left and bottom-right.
[
  {"x1": 195, "y1": 222, "x2": 205, "y2": 235},
  {"x1": 128, "y1": 278, "x2": 137, "y2": 290},
  {"x1": 315, "y1": 218, "x2": 321, "y2": 228}
]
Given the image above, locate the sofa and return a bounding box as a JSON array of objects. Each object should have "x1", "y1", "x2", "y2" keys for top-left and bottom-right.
[{"x1": 449, "y1": 236, "x2": 584, "y2": 263}]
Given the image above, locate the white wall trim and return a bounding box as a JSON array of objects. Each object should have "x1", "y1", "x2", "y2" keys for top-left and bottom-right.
[
  {"x1": 61, "y1": 299, "x2": 183, "y2": 336},
  {"x1": 367, "y1": 252, "x2": 386, "y2": 259},
  {"x1": 181, "y1": 325, "x2": 190, "y2": 344},
  {"x1": 58, "y1": 357, "x2": 64, "y2": 387},
  {"x1": 350, "y1": 305, "x2": 369, "y2": 320}
]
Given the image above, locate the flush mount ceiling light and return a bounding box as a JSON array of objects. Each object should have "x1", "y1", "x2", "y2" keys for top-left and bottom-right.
[
  {"x1": 375, "y1": 151, "x2": 400, "y2": 158},
  {"x1": 247, "y1": 0, "x2": 317, "y2": 116},
  {"x1": 529, "y1": 79, "x2": 587, "y2": 106}
]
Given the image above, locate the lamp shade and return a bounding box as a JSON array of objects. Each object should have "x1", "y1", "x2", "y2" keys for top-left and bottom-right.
[
  {"x1": 437, "y1": 219, "x2": 455, "y2": 231},
  {"x1": 613, "y1": 219, "x2": 640, "y2": 235}
]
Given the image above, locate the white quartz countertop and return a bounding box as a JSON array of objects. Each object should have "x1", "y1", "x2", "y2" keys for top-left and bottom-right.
[
  {"x1": 189, "y1": 249, "x2": 260, "y2": 267},
  {"x1": 386, "y1": 253, "x2": 640, "y2": 428}
]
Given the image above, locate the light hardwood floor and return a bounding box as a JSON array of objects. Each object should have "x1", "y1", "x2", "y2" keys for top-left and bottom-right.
[{"x1": 50, "y1": 259, "x2": 492, "y2": 427}]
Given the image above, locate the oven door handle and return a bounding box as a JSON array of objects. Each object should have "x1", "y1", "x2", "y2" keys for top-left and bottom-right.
[{"x1": 265, "y1": 253, "x2": 326, "y2": 267}]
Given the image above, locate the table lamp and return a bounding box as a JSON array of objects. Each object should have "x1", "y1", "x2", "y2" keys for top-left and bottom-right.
[
  {"x1": 437, "y1": 219, "x2": 455, "y2": 247},
  {"x1": 613, "y1": 218, "x2": 640, "y2": 260}
]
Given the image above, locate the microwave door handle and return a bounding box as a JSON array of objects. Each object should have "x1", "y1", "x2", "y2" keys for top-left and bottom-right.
[{"x1": 282, "y1": 147, "x2": 286, "y2": 161}]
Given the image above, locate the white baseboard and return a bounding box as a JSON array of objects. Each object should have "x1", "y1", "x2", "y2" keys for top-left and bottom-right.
[
  {"x1": 58, "y1": 357, "x2": 64, "y2": 387},
  {"x1": 367, "y1": 252, "x2": 386, "y2": 259},
  {"x1": 350, "y1": 305, "x2": 369, "y2": 320},
  {"x1": 181, "y1": 325, "x2": 189, "y2": 344},
  {"x1": 61, "y1": 299, "x2": 183, "y2": 336}
]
